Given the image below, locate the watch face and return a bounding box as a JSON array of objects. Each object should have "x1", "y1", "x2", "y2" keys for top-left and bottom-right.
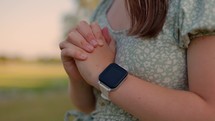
[{"x1": 99, "y1": 63, "x2": 128, "y2": 89}]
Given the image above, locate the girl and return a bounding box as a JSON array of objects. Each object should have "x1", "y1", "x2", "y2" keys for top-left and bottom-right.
[{"x1": 60, "y1": 0, "x2": 215, "y2": 120}]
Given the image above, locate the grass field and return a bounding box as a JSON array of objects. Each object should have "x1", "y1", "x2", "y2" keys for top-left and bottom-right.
[
  {"x1": 0, "y1": 62, "x2": 67, "y2": 88},
  {"x1": 0, "y1": 61, "x2": 75, "y2": 121}
]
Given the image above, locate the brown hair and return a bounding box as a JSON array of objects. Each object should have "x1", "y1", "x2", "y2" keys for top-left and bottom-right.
[{"x1": 125, "y1": 0, "x2": 169, "y2": 38}]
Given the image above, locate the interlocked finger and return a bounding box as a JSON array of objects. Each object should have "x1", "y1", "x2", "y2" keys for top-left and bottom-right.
[
  {"x1": 67, "y1": 28, "x2": 94, "y2": 53},
  {"x1": 60, "y1": 41, "x2": 88, "y2": 60},
  {"x1": 76, "y1": 21, "x2": 100, "y2": 47},
  {"x1": 91, "y1": 22, "x2": 106, "y2": 45}
]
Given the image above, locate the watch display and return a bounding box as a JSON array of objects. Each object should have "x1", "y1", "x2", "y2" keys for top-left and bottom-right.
[{"x1": 99, "y1": 63, "x2": 128, "y2": 89}]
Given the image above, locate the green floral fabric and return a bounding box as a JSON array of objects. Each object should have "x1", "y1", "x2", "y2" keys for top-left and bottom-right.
[{"x1": 67, "y1": 0, "x2": 215, "y2": 120}]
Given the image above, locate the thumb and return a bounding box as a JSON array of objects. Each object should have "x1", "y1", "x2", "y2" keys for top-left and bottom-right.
[
  {"x1": 109, "y1": 37, "x2": 116, "y2": 53},
  {"x1": 102, "y1": 27, "x2": 111, "y2": 45}
]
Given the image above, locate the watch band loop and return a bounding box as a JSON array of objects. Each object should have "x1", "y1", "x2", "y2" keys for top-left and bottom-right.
[{"x1": 99, "y1": 82, "x2": 111, "y2": 100}]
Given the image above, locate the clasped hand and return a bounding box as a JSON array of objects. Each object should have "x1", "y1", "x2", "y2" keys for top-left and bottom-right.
[{"x1": 59, "y1": 21, "x2": 116, "y2": 89}]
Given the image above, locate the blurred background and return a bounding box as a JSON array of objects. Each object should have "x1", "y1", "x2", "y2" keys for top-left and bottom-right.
[{"x1": 0, "y1": 0, "x2": 99, "y2": 121}]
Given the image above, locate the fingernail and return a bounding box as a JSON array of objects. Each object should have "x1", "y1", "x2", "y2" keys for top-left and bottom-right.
[
  {"x1": 79, "y1": 54, "x2": 87, "y2": 59},
  {"x1": 90, "y1": 40, "x2": 98, "y2": 46},
  {"x1": 98, "y1": 40, "x2": 104, "y2": 46},
  {"x1": 85, "y1": 44, "x2": 94, "y2": 51}
]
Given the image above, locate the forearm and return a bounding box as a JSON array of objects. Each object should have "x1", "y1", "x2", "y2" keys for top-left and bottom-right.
[
  {"x1": 68, "y1": 78, "x2": 96, "y2": 114},
  {"x1": 110, "y1": 74, "x2": 215, "y2": 121}
]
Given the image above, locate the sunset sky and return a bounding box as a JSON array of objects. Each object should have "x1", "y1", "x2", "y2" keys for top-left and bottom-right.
[{"x1": 0, "y1": 0, "x2": 77, "y2": 59}]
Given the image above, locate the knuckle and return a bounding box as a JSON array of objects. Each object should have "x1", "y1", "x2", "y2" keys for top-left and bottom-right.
[
  {"x1": 86, "y1": 33, "x2": 94, "y2": 40},
  {"x1": 69, "y1": 28, "x2": 76, "y2": 33},
  {"x1": 74, "y1": 40, "x2": 88, "y2": 49},
  {"x1": 61, "y1": 48, "x2": 76, "y2": 58},
  {"x1": 92, "y1": 24, "x2": 101, "y2": 31},
  {"x1": 62, "y1": 46, "x2": 83, "y2": 57},
  {"x1": 91, "y1": 21, "x2": 99, "y2": 27},
  {"x1": 68, "y1": 32, "x2": 76, "y2": 41},
  {"x1": 59, "y1": 41, "x2": 65, "y2": 49},
  {"x1": 68, "y1": 33, "x2": 73, "y2": 40},
  {"x1": 80, "y1": 40, "x2": 86, "y2": 47},
  {"x1": 77, "y1": 21, "x2": 87, "y2": 29},
  {"x1": 61, "y1": 49, "x2": 68, "y2": 56},
  {"x1": 94, "y1": 31, "x2": 104, "y2": 40},
  {"x1": 69, "y1": 30, "x2": 76, "y2": 35},
  {"x1": 68, "y1": 28, "x2": 77, "y2": 37},
  {"x1": 74, "y1": 50, "x2": 82, "y2": 57},
  {"x1": 80, "y1": 20, "x2": 87, "y2": 25}
]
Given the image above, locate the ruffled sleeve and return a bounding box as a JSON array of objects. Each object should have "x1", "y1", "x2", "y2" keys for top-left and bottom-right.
[{"x1": 176, "y1": 0, "x2": 215, "y2": 48}]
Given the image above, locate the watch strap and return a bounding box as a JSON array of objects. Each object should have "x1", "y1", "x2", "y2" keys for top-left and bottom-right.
[{"x1": 98, "y1": 81, "x2": 111, "y2": 100}]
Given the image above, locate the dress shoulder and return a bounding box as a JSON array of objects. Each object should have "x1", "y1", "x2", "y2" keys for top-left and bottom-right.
[{"x1": 175, "y1": 0, "x2": 215, "y2": 48}]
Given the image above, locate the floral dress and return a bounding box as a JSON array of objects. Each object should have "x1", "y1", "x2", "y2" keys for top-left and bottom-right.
[{"x1": 65, "y1": 0, "x2": 215, "y2": 120}]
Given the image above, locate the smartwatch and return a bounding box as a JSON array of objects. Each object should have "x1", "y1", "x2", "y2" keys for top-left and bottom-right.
[{"x1": 98, "y1": 63, "x2": 128, "y2": 100}]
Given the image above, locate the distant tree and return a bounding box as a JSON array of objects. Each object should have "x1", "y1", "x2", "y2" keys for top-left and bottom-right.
[
  {"x1": 36, "y1": 57, "x2": 61, "y2": 64},
  {"x1": 78, "y1": 0, "x2": 100, "y2": 10},
  {"x1": 0, "y1": 55, "x2": 24, "y2": 63},
  {"x1": 62, "y1": 0, "x2": 100, "y2": 38},
  {"x1": 62, "y1": 14, "x2": 79, "y2": 37},
  {"x1": 0, "y1": 55, "x2": 8, "y2": 62}
]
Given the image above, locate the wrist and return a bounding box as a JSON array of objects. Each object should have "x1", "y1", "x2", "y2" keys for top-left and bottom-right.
[
  {"x1": 98, "y1": 63, "x2": 128, "y2": 100},
  {"x1": 92, "y1": 62, "x2": 113, "y2": 89},
  {"x1": 69, "y1": 76, "x2": 92, "y2": 88}
]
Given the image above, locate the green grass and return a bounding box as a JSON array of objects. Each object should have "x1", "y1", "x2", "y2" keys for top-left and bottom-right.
[
  {"x1": 0, "y1": 90, "x2": 74, "y2": 121},
  {"x1": 0, "y1": 62, "x2": 75, "y2": 121},
  {"x1": 0, "y1": 62, "x2": 67, "y2": 88}
]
